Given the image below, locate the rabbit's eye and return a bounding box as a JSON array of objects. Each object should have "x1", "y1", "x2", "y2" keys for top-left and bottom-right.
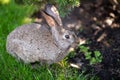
[{"x1": 65, "y1": 35, "x2": 70, "y2": 39}]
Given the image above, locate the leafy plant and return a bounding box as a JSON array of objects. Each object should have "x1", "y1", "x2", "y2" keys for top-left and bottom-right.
[
  {"x1": 79, "y1": 45, "x2": 102, "y2": 65},
  {"x1": 56, "y1": 0, "x2": 80, "y2": 17},
  {"x1": 17, "y1": 0, "x2": 80, "y2": 17}
]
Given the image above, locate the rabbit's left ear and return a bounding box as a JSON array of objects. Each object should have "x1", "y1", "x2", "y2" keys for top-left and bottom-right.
[
  {"x1": 45, "y1": 4, "x2": 63, "y2": 26},
  {"x1": 41, "y1": 11, "x2": 56, "y2": 27}
]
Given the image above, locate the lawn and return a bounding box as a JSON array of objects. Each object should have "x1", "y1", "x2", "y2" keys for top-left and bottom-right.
[{"x1": 0, "y1": 0, "x2": 97, "y2": 80}]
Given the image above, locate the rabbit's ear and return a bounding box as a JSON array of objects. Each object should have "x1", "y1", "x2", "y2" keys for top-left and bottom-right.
[
  {"x1": 45, "y1": 4, "x2": 63, "y2": 26},
  {"x1": 41, "y1": 11, "x2": 56, "y2": 27}
]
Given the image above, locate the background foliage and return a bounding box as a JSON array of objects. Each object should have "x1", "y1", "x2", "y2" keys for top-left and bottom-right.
[{"x1": 15, "y1": 0, "x2": 80, "y2": 17}]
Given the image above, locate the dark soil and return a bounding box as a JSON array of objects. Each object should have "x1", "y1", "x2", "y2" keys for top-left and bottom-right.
[
  {"x1": 67, "y1": 0, "x2": 120, "y2": 80},
  {"x1": 32, "y1": 0, "x2": 120, "y2": 80}
]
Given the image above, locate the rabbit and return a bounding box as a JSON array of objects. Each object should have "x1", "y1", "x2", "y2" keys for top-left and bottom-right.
[{"x1": 6, "y1": 4, "x2": 78, "y2": 64}]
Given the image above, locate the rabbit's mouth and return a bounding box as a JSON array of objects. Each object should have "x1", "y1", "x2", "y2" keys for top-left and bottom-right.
[
  {"x1": 68, "y1": 37, "x2": 80, "y2": 49},
  {"x1": 71, "y1": 40, "x2": 79, "y2": 49},
  {"x1": 68, "y1": 41, "x2": 79, "y2": 52}
]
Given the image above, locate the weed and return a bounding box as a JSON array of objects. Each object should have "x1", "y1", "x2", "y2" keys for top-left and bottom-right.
[{"x1": 79, "y1": 45, "x2": 102, "y2": 65}]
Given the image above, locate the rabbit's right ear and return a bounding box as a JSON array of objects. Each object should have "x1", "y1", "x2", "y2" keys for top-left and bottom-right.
[
  {"x1": 41, "y1": 11, "x2": 56, "y2": 27},
  {"x1": 45, "y1": 4, "x2": 63, "y2": 26}
]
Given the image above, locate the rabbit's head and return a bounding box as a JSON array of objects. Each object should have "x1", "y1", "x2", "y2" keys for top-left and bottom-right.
[{"x1": 42, "y1": 4, "x2": 78, "y2": 50}]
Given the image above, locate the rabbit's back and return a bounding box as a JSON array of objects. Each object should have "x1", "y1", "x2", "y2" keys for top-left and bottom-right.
[{"x1": 6, "y1": 23, "x2": 64, "y2": 64}]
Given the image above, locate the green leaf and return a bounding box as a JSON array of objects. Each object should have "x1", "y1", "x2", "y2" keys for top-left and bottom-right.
[
  {"x1": 79, "y1": 46, "x2": 89, "y2": 53},
  {"x1": 90, "y1": 58, "x2": 96, "y2": 65},
  {"x1": 94, "y1": 51, "x2": 101, "y2": 57},
  {"x1": 85, "y1": 55, "x2": 91, "y2": 60},
  {"x1": 85, "y1": 52, "x2": 92, "y2": 57}
]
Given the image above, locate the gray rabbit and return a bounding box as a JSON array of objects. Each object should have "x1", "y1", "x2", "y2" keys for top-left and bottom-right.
[{"x1": 6, "y1": 4, "x2": 78, "y2": 64}]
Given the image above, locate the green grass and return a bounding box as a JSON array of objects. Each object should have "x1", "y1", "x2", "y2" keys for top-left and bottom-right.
[{"x1": 0, "y1": 0, "x2": 98, "y2": 80}]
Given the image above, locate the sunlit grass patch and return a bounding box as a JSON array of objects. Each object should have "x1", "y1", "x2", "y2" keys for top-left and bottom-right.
[
  {"x1": 0, "y1": 0, "x2": 10, "y2": 4},
  {"x1": 0, "y1": 0, "x2": 35, "y2": 32}
]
